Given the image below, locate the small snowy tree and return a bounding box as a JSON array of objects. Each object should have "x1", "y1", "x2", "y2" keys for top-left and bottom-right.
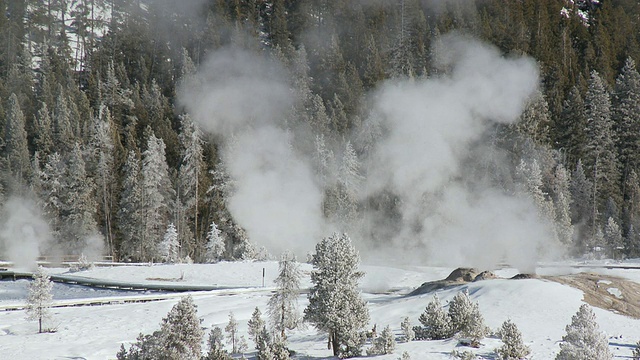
[
  {"x1": 496, "y1": 319, "x2": 530, "y2": 360},
  {"x1": 604, "y1": 217, "x2": 623, "y2": 259},
  {"x1": 26, "y1": 266, "x2": 53, "y2": 333},
  {"x1": 449, "y1": 290, "x2": 488, "y2": 341},
  {"x1": 225, "y1": 312, "x2": 239, "y2": 353},
  {"x1": 418, "y1": 294, "x2": 453, "y2": 340},
  {"x1": 401, "y1": 316, "x2": 415, "y2": 342},
  {"x1": 248, "y1": 307, "x2": 266, "y2": 347},
  {"x1": 367, "y1": 325, "x2": 396, "y2": 355},
  {"x1": 205, "y1": 221, "x2": 225, "y2": 263},
  {"x1": 304, "y1": 233, "x2": 370, "y2": 358},
  {"x1": 205, "y1": 326, "x2": 231, "y2": 360},
  {"x1": 158, "y1": 295, "x2": 204, "y2": 360},
  {"x1": 268, "y1": 250, "x2": 302, "y2": 339},
  {"x1": 399, "y1": 351, "x2": 411, "y2": 360},
  {"x1": 556, "y1": 304, "x2": 612, "y2": 360},
  {"x1": 160, "y1": 223, "x2": 180, "y2": 263},
  {"x1": 632, "y1": 340, "x2": 640, "y2": 360}
]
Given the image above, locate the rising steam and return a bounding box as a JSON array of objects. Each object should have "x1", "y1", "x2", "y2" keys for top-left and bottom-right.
[{"x1": 181, "y1": 34, "x2": 562, "y2": 270}]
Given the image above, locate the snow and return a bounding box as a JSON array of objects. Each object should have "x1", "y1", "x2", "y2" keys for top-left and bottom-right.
[
  {"x1": 2, "y1": 261, "x2": 640, "y2": 359},
  {"x1": 607, "y1": 287, "x2": 623, "y2": 299}
]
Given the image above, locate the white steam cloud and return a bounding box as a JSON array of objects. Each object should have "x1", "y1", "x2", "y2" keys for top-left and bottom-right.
[
  {"x1": 0, "y1": 197, "x2": 53, "y2": 270},
  {"x1": 182, "y1": 35, "x2": 562, "y2": 270}
]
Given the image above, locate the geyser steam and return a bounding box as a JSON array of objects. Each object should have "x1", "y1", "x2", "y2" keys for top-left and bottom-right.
[{"x1": 181, "y1": 35, "x2": 562, "y2": 270}]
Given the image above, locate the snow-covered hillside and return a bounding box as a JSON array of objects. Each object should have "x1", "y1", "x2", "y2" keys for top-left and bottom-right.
[{"x1": 1, "y1": 261, "x2": 640, "y2": 359}]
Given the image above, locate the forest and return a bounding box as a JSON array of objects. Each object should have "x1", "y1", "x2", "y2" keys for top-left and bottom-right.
[{"x1": 0, "y1": 0, "x2": 640, "y2": 263}]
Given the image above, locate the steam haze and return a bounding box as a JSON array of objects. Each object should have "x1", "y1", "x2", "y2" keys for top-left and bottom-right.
[{"x1": 181, "y1": 34, "x2": 563, "y2": 270}]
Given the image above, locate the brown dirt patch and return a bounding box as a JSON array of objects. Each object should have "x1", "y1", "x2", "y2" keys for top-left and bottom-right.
[{"x1": 546, "y1": 272, "x2": 640, "y2": 319}]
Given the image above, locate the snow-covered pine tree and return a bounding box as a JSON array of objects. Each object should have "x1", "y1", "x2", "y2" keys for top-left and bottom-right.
[
  {"x1": 26, "y1": 266, "x2": 53, "y2": 333},
  {"x1": 178, "y1": 113, "x2": 204, "y2": 258},
  {"x1": 160, "y1": 223, "x2": 179, "y2": 263},
  {"x1": 418, "y1": 293, "x2": 453, "y2": 340},
  {"x1": 205, "y1": 326, "x2": 231, "y2": 360},
  {"x1": 268, "y1": 250, "x2": 302, "y2": 339},
  {"x1": 248, "y1": 307, "x2": 266, "y2": 347},
  {"x1": 304, "y1": 233, "x2": 370, "y2": 358},
  {"x1": 205, "y1": 221, "x2": 225, "y2": 263},
  {"x1": 117, "y1": 150, "x2": 144, "y2": 261},
  {"x1": 401, "y1": 316, "x2": 415, "y2": 342},
  {"x1": 158, "y1": 295, "x2": 204, "y2": 360},
  {"x1": 367, "y1": 325, "x2": 396, "y2": 355},
  {"x1": 552, "y1": 164, "x2": 574, "y2": 249},
  {"x1": 556, "y1": 304, "x2": 612, "y2": 360},
  {"x1": 225, "y1": 311, "x2": 240, "y2": 354},
  {"x1": 604, "y1": 217, "x2": 623, "y2": 259},
  {"x1": 5, "y1": 93, "x2": 30, "y2": 183},
  {"x1": 632, "y1": 340, "x2": 640, "y2": 360},
  {"x1": 496, "y1": 319, "x2": 530, "y2": 360},
  {"x1": 448, "y1": 289, "x2": 488, "y2": 341},
  {"x1": 255, "y1": 326, "x2": 275, "y2": 360}
]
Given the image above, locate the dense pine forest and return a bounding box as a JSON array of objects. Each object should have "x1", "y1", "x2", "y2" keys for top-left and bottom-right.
[{"x1": 1, "y1": 0, "x2": 640, "y2": 264}]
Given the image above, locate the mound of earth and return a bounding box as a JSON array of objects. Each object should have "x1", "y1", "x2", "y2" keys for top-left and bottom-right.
[
  {"x1": 546, "y1": 272, "x2": 640, "y2": 319},
  {"x1": 445, "y1": 268, "x2": 479, "y2": 282},
  {"x1": 510, "y1": 273, "x2": 538, "y2": 280},
  {"x1": 410, "y1": 268, "x2": 487, "y2": 296},
  {"x1": 474, "y1": 270, "x2": 497, "y2": 281}
]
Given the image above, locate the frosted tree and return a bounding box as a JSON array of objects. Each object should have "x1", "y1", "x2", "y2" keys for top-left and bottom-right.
[
  {"x1": 255, "y1": 326, "x2": 275, "y2": 360},
  {"x1": 159, "y1": 295, "x2": 204, "y2": 360},
  {"x1": 418, "y1": 293, "x2": 453, "y2": 340},
  {"x1": 205, "y1": 326, "x2": 231, "y2": 360},
  {"x1": 62, "y1": 142, "x2": 99, "y2": 253},
  {"x1": 613, "y1": 57, "x2": 640, "y2": 182},
  {"x1": 40, "y1": 152, "x2": 65, "y2": 240},
  {"x1": 205, "y1": 221, "x2": 225, "y2": 263},
  {"x1": 496, "y1": 319, "x2": 530, "y2": 360},
  {"x1": 160, "y1": 223, "x2": 180, "y2": 263},
  {"x1": 26, "y1": 266, "x2": 53, "y2": 333},
  {"x1": 141, "y1": 130, "x2": 174, "y2": 260},
  {"x1": 584, "y1": 70, "x2": 620, "y2": 229},
  {"x1": 401, "y1": 316, "x2": 415, "y2": 342},
  {"x1": 248, "y1": 307, "x2": 266, "y2": 347},
  {"x1": 33, "y1": 102, "x2": 54, "y2": 156},
  {"x1": 304, "y1": 233, "x2": 370, "y2": 358},
  {"x1": 556, "y1": 304, "x2": 612, "y2": 360},
  {"x1": 53, "y1": 90, "x2": 75, "y2": 154},
  {"x1": 552, "y1": 164, "x2": 574, "y2": 248},
  {"x1": 449, "y1": 289, "x2": 488, "y2": 341},
  {"x1": 177, "y1": 113, "x2": 204, "y2": 258},
  {"x1": 571, "y1": 160, "x2": 594, "y2": 248},
  {"x1": 268, "y1": 250, "x2": 302, "y2": 339},
  {"x1": 604, "y1": 217, "x2": 623, "y2": 259},
  {"x1": 368, "y1": 325, "x2": 396, "y2": 355},
  {"x1": 117, "y1": 151, "x2": 144, "y2": 261},
  {"x1": 632, "y1": 340, "x2": 640, "y2": 360},
  {"x1": 5, "y1": 93, "x2": 30, "y2": 183},
  {"x1": 225, "y1": 312, "x2": 248, "y2": 354}
]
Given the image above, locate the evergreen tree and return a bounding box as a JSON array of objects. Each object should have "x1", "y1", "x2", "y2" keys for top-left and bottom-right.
[
  {"x1": 158, "y1": 295, "x2": 204, "y2": 360},
  {"x1": 496, "y1": 319, "x2": 530, "y2": 360},
  {"x1": 613, "y1": 57, "x2": 640, "y2": 184},
  {"x1": 26, "y1": 266, "x2": 53, "y2": 334},
  {"x1": 33, "y1": 102, "x2": 54, "y2": 157},
  {"x1": 632, "y1": 340, "x2": 640, "y2": 360},
  {"x1": 248, "y1": 307, "x2": 266, "y2": 347},
  {"x1": 225, "y1": 312, "x2": 240, "y2": 354},
  {"x1": 553, "y1": 164, "x2": 575, "y2": 248},
  {"x1": 367, "y1": 325, "x2": 396, "y2": 355},
  {"x1": 571, "y1": 160, "x2": 594, "y2": 250},
  {"x1": 40, "y1": 152, "x2": 66, "y2": 241},
  {"x1": 448, "y1": 289, "x2": 488, "y2": 341},
  {"x1": 5, "y1": 93, "x2": 30, "y2": 184},
  {"x1": 417, "y1": 293, "x2": 453, "y2": 340},
  {"x1": 304, "y1": 233, "x2": 370, "y2": 358},
  {"x1": 141, "y1": 130, "x2": 174, "y2": 261},
  {"x1": 205, "y1": 221, "x2": 225, "y2": 263},
  {"x1": 117, "y1": 150, "x2": 144, "y2": 261},
  {"x1": 559, "y1": 86, "x2": 587, "y2": 168},
  {"x1": 268, "y1": 250, "x2": 302, "y2": 340},
  {"x1": 604, "y1": 217, "x2": 623, "y2": 259},
  {"x1": 401, "y1": 316, "x2": 415, "y2": 342},
  {"x1": 556, "y1": 304, "x2": 612, "y2": 360},
  {"x1": 160, "y1": 223, "x2": 179, "y2": 263},
  {"x1": 205, "y1": 326, "x2": 231, "y2": 360}
]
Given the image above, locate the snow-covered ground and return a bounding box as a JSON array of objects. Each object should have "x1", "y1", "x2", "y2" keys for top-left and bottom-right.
[{"x1": 1, "y1": 261, "x2": 640, "y2": 359}]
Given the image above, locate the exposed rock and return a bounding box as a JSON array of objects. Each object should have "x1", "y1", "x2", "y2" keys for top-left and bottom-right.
[
  {"x1": 445, "y1": 268, "x2": 479, "y2": 282},
  {"x1": 473, "y1": 271, "x2": 496, "y2": 282},
  {"x1": 510, "y1": 273, "x2": 538, "y2": 280}
]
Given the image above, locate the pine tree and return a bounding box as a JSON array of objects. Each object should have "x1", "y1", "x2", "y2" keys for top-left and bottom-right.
[
  {"x1": 418, "y1": 293, "x2": 453, "y2": 340},
  {"x1": 160, "y1": 223, "x2": 179, "y2": 263},
  {"x1": 26, "y1": 266, "x2": 53, "y2": 334},
  {"x1": 367, "y1": 325, "x2": 396, "y2": 355},
  {"x1": 448, "y1": 289, "x2": 488, "y2": 341},
  {"x1": 255, "y1": 326, "x2": 275, "y2": 360},
  {"x1": 248, "y1": 307, "x2": 266, "y2": 347},
  {"x1": 496, "y1": 319, "x2": 530, "y2": 360},
  {"x1": 304, "y1": 233, "x2": 370, "y2": 358},
  {"x1": 5, "y1": 93, "x2": 30, "y2": 184},
  {"x1": 571, "y1": 160, "x2": 594, "y2": 250},
  {"x1": 553, "y1": 164, "x2": 575, "y2": 248},
  {"x1": 556, "y1": 304, "x2": 612, "y2": 360},
  {"x1": 268, "y1": 250, "x2": 302, "y2": 340},
  {"x1": 613, "y1": 57, "x2": 640, "y2": 183},
  {"x1": 205, "y1": 221, "x2": 225, "y2": 263},
  {"x1": 33, "y1": 102, "x2": 54, "y2": 157},
  {"x1": 604, "y1": 217, "x2": 623, "y2": 259},
  {"x1": 225, "y1": 311, "x2": 240, "y2": 354},
  {"x1": 205, "y1": 326, "x2": 231, "y2": 360},
  {"x1": 117, "y1": 150, "x2": 144, "y2": 261},
  {"x1": 632, "y1": 340, "x2": 640, "y2": 360},
  {"x1": 401, "y1": 316, "x2": 415, "y2": 342},
  {"x1": 158, "y1": 295, "x2": 204, "y2": 360}
]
